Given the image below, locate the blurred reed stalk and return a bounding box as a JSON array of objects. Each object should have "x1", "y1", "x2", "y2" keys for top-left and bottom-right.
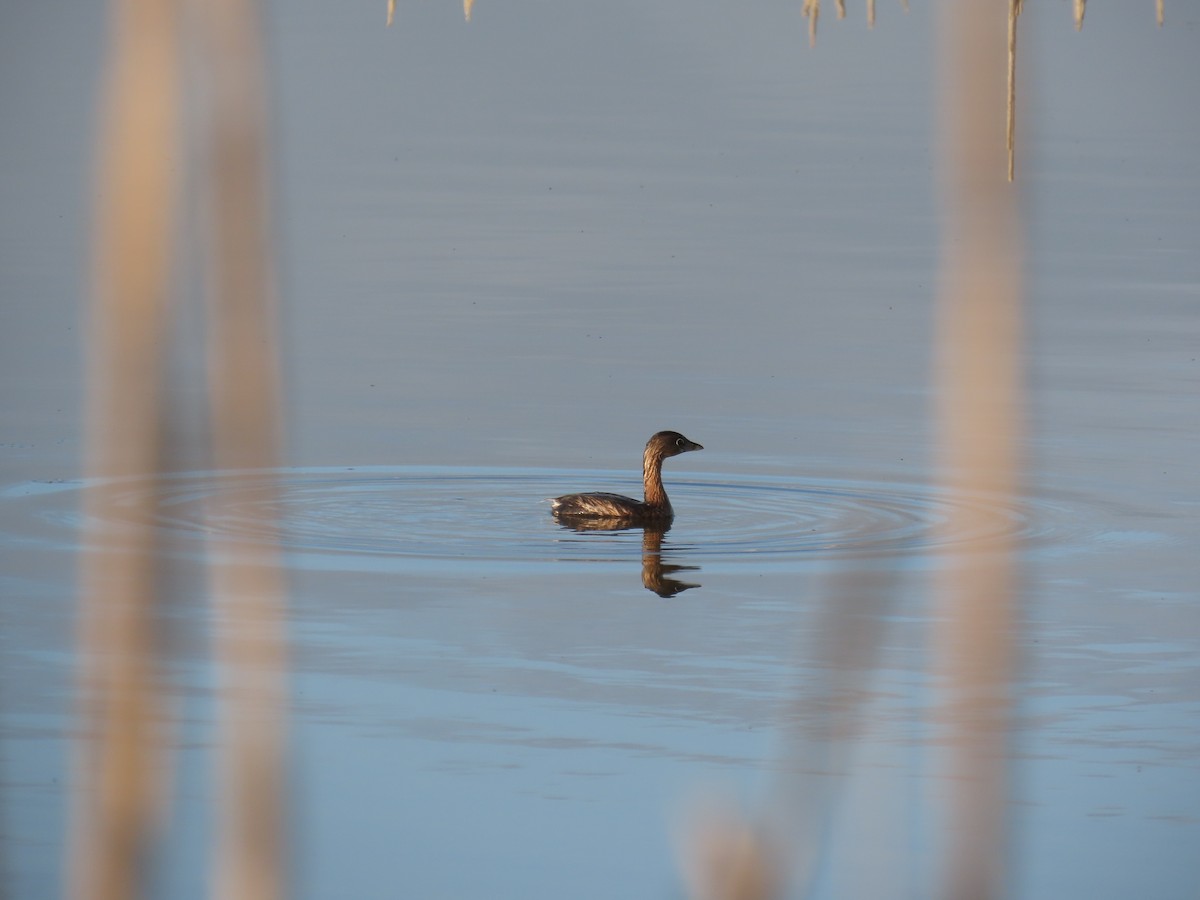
[
  {"x1": 195, "y1": 0, "x2": 288, "y2": 897},
  {"x1": 933, "y1": 0, "x2": 1024, "y2": 897},
  {"x1": 784, "y1": 567, "x2": 901, "y2": 896},
  {"x1": 69, "y1": 0, "x2": 287, "y2": 896},
  {"x1": 69, "y1": 0, "x2": 181, "y2": 896},
  {"x1": 679, "y1": 565, "x2": 902, "y2": 900},
  {"x1": 682, "y1": 3, "x2": 1024, "y2": 897}
]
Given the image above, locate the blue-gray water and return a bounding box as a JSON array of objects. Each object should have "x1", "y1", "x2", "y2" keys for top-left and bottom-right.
[{"x1": 1, "y1": 1, "x2": 1198, "y2": 897}]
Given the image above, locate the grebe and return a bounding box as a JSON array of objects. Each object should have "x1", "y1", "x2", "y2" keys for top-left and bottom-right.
[{"x1": 550, "y1": 431, "x2": 703, "y2": 524}]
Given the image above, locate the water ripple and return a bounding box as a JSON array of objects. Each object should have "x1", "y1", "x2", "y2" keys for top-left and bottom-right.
[{"x1": 0, "y1": 465, "x2": 1085, "y2": 574}]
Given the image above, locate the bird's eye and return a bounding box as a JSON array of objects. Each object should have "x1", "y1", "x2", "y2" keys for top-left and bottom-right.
[{"x1": 676, "y1": 437, "x2": 684, "y2": 447}]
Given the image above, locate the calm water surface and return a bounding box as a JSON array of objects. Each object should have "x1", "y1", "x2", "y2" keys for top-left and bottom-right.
[{"x1": 1, "y1": 1, "x2": 1198, "y2": 898}]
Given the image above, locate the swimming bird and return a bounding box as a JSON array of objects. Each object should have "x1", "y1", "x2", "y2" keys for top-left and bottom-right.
[{"x1": 550, "y1": 431, "x2": 703, "y2": 524}]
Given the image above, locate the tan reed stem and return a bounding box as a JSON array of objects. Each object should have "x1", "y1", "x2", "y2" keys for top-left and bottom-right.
[
  {"x1": 68, "y1": 0, "x2": 180, "y2": 897},
  {"x1": 1074, "y1": 0, "x2": 1086, "y2": 30},
  {"x1": 934, "y1": 0, "x2": 1024, "y2": 897},
  {"x1": 868, "y1": 0, "x2": 876, "y2": 28},
  {"x1": 196, "y1": 0, "x2": 288, "y2": 898},
  {"x1": 1156, "y1": 0, "x2": 1164, "y2": 26},
  {"x1": 802, "y1": 0, "x2": 820, "y2": 47},
  {"x1": 1007, "y1": 0, "x2": 1022, "y2": 182}
]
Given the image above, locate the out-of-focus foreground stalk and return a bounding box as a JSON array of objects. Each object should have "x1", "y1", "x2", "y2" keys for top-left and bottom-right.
[
  {"x1": 69, "y1": 0, "x2": 287, "y2": 896},
  {"x1": 69, "y1": 0, "x2": 180, "y2": 896},
  {"x1": 197, "y1": 0, "x2": 288, "y2": 898},
  {"x1": 933, "y1": 0, "x2": 1024, "y2": 898}
]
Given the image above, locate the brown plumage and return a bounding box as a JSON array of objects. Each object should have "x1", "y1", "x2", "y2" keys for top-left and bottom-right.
[{"x1": 550, "y1": 431, "x2": 703, "y2": 524}]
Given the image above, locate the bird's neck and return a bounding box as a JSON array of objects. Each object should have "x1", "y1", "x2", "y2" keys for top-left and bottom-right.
[{"x1": 642, "y1": 449, "x2": 669, "y2": 509}]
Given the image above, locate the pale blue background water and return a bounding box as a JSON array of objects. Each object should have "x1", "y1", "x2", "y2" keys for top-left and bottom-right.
[{"x1": 2, "y1": 1, "x2": 1198, "y2": 898}]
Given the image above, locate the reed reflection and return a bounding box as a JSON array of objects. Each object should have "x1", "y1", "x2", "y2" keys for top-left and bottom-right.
[{"x1": 552, "y1": 516, "x2": 702, "y2": 598}]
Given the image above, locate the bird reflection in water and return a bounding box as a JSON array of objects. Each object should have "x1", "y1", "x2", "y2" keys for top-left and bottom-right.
[{"x1": 552, "y1": 516, "x2": 701, "y2": 598}]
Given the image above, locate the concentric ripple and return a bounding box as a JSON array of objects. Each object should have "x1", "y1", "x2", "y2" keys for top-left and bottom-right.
[{"x1": 1, "y1": 465, "x2": 1073, "y2": 573}]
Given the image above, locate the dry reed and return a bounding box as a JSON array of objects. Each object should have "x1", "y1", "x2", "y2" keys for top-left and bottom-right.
[
  {"x1": 1007, "y1": 0, "x2": 1023, "y2": 182},
  {"x1": 802, "y1": 0, "x2": 1173, "y2": 181},
  {"x1": 681, "y1": 808, "x2": 781, "y2": 900},
  {"x1": 804, "y1": 1, "x2": 910, "y2": 46},
  {"x1": 68, "y1": 0, "x2": 181, "y2": 895},
  {"x1": 802, "y1": 0, "x2": 820, "y2": 48},
  {"x1": 194, "y1": 0, "x2": 288, "y2": 896},
  {"x1": 384, "y1": 0, "x2": 476, "y2": 26},
  {"x1": 933, "y1": 0, "x2": 1024, "y2": 896},
  {"x1": 68, "y1": 0, "x2": 287, "y2": 897},
  {"x1": 681, "y1": 1, "x2": 1027, "y2": 895}
]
